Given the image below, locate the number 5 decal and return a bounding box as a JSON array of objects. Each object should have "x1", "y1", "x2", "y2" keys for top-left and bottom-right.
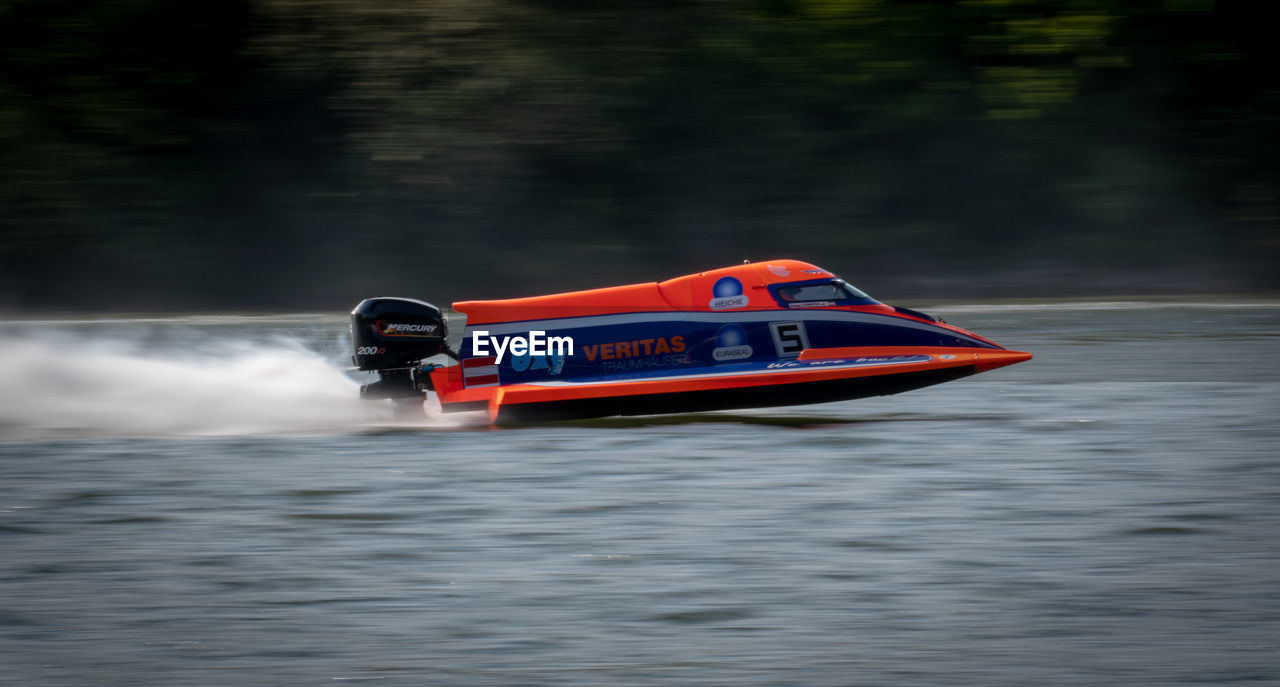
[{"x1": 769, "y1": 321, "x2": 810, "y2": 357}]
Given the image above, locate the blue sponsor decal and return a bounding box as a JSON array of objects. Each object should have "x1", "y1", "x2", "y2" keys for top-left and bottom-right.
[
  {"x1": 712, "y1": 324, "x2": 752, "y2": 361},
  {"x1": 716, "y1": 324, "x2": 747, "y2": 347},
  {"x1": 713, "y1": 277, "x2": 742, "y2": 298},
  {"x1": 709, "y1": 277, "x2": 749, "y2": 310}
]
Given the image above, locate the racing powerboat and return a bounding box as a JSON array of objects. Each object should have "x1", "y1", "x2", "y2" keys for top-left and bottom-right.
[{"x1": 350, "y1": 259, "x2": 1031, "y2": 424}]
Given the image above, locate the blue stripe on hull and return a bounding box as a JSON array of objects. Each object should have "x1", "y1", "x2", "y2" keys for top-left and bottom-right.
[
  {"x1": 529, "y1": 354, "x2": 935, "y2": 386},
  {"x1": 460, "y1": 309, "x2": 994, "y2": 386}
]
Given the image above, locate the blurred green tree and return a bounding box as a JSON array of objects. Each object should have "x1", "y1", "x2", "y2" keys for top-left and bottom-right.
[{"x1": 1, "y1": 0, "x2": 1275, "y2": 309}]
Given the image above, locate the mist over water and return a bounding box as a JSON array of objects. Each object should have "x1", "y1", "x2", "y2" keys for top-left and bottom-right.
[{"x1": 0, "y1": 317, "x2": 437, "y2": 439}]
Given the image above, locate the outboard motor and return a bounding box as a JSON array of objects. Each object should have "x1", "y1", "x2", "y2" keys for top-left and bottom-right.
[{"x1": 351, "y1": 297, "x2": 454, "y2": 402}]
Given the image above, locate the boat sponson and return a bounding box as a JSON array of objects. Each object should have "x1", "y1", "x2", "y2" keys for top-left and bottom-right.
[{"x1": 490, "y1": 365, "x2": 976, "y2": 424}]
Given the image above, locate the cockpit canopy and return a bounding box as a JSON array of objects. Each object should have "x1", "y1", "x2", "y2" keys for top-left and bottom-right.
[
  {"x1": 769, "y1": 278, "x2": 875, "y2": 307},
  {"x1": 455, "y1": 259, "x2": 879, "y2": 325}
]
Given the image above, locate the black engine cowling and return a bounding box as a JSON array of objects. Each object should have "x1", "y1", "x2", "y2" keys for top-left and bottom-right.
[{"x1": 351, "y1": 297, "x2": 449, "y2": 371}]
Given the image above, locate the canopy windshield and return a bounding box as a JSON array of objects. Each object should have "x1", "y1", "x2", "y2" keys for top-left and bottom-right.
[{"x1": 773, "y1": 279, "x2": 871, "y2": 304}]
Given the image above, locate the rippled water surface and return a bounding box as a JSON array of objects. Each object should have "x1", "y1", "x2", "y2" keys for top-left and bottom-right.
[{"x1": 1, "y1": 303, "x2": 1278, "y2": 686}]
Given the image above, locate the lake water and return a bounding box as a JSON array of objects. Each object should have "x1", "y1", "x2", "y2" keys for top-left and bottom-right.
[{"x1": 1, "y1": 303, "x2": 1277, "y2": 686}]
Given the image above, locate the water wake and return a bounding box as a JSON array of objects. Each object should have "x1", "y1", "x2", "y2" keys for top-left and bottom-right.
[{"x1": 0, "y1": 331, "x2": 439, "y2": 439}]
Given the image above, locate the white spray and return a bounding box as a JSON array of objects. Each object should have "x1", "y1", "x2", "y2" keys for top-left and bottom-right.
[{"x1": 0, "y1": 322, "x2": 448, "y2": 439}]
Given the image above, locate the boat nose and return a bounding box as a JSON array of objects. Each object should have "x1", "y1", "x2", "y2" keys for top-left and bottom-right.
[{"x1": 974, "y1": 349, "x2": 1033, "y2": 373}]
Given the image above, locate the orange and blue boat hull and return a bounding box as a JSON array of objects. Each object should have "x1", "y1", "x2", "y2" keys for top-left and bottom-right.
[{"x1": 412, "y1": 259, "x2": 1031, "y2": 424}]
